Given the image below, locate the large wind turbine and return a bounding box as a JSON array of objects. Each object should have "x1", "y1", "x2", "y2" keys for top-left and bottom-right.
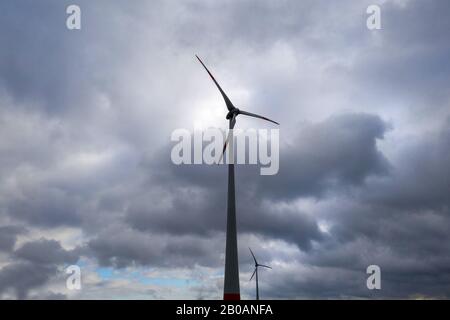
[
  {"x1": 249, "y1": 248, "x2": 272, "y2": 300},
  {"x1": 196, "y1": 55, "x2": 279, "y2": 300}
]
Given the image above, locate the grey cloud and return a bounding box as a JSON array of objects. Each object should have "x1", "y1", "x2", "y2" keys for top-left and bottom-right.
[
  {"x1": 15, "y1": 239, "x2": 79, "y2": 265},
  {"x1": 281, "y1": 121, "x2": 450, "y2": 298},
  {"x1": 0, "y1": 1, "x2": 85, "y2": 113},
  {"x1": 6, "y1": 188, "x2": 82, "y2": 227},
  {"x1": 125, "y1": 185, "x2": 323, "y2": 251},
  {"x1": 338, "y1": 1, "x2": 450, "y2": 124},
  {"x1": 0, "y1": 226, "x2": 26, "y2": 252},
  {"x1": 366, "y1": 119, "x2": 450, "y2": 211},
  {"x1": 155, "y1": 113, "x2": 390, "y2": 198},
  {"x1": 239, "y1": 204, "x2": 323, "y2": 251},
  {"x1": 123, "y1": 112, "x2": 386, "y2": 256},
  {"x1": 267, "y1": 266, "x2": 368, "y2": 299},
  {"x1": 0, "y1": 238, "x2": 79, "y2": 299},
  {"x1": 88, "y1": 227, "x2": 224, "y2": 268},
  {"x1": 0, "y1": 262, "x2": 58, "y2": 299},
  {"x1": 258, "y1": 113, "x2": 390, "y2": 199}
]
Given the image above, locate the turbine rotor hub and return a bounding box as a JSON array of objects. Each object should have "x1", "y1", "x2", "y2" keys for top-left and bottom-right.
[{"x1": 226, "y1": 108, "x2": 240, "y2": 120}]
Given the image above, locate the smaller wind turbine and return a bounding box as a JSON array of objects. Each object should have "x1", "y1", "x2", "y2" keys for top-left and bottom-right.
[{"x1": 249, "y1": 248, "x2": 271, "y2": 300}]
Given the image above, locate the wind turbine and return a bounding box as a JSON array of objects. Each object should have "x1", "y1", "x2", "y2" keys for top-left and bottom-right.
[
  {"x1": 249, "y1": 247, "x2": 272, "y2": 300},
  {"x1": 196, "y1": 55, "x2": 279, "y2": 300}
]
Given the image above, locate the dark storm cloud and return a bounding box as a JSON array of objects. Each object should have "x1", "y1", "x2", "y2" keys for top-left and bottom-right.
[
  {"x1": 0, "y1": 226, "x2": 26, "y2": 252},
  {"x1": 265, "y1": 266, "x2": 369, "y2": 299},
  {"x1": 322, "y1": 121, "x2": 450, "y2": 263},
  {"x1": 271, "y1": 206, "x2": 450, "y2": 298},
  {"x1": 88, "y1": 226, "x2": 224, "y2": 268},
  {"x1": 0, "y1": 1, "x2": 84, "y2": 113},
  {"x1": 125, "y1": 182, "x2": 323, "y2": 251},
  {"x1": 337, "y1": 1, "x2": 450, "y2": 126},
  {"x1": 270, "y1": 120, "x2": 450, "y2": 299},
  {"x1": 0, "y1": 0, "x2": 156, "y2": 115},
  {"x1": 0, "y1": 262, "x2": 58, "y2": 300},
  {"x1": 125, "y1": 186, "x2": 226, "y2": 237},
  {"x1": 151, "y1": 112, "x2": 390, "y2": 197},
  {"x1": 123, "y1": 112, "x2": 387, "y2": 256},
  {"x1": 98, "y1": 108, "x2": 448, "y2": 298},
  {"x1": 366, "y1": 119, "x2": 450, "y2": 211},
  {"x1": 15, "y1": 239, "x2": 79, "y2": 265},
  {"x1": 6, "y1": 188, "x2": 82, "y2": 227},
  {"x1": 259, "y1": 113, "x2": 390, "y2": 199},
  {"x1": 0, "y1": 238, "x2": 80, "y2": 299}
]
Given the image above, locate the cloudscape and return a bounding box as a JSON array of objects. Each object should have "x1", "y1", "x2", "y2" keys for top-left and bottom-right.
[{"x1": 0, "y1": 0, "x2": 449, "y2": 299}]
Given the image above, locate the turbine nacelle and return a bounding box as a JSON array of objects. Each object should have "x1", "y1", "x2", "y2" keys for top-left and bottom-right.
[{"x1": 226, "y1": 108, "x2": 240, "y2": 120}]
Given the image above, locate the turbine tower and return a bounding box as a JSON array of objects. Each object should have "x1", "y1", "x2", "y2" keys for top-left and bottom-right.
[
  {"x1": 196, "y1": 55, "x2": 279, "y2": 300},
  {"x1": 249, "y1": 248, "x2": 272, "y2": 300}
]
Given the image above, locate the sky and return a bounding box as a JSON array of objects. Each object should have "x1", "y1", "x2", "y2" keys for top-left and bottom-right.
[{"x1": 0, "y1": 0, "x2": 449, "y2": 299}]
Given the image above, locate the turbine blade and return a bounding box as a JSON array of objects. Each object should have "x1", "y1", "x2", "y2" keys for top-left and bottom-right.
[
  {"x1": 239, "y1": 110, "x2": 279, "y2": 125},
  {"x1": 249, "y1": 247, "x2": 257, "y2": 265},
  {"x1": 196, "y1": 55, "x2": 234, "y2": 111},
  {"x1": 217, "y1": 115, "x2": 236, "y2": 164},
  {"x1": 250, "y1": 268, "x2": 257, "y2": 281},
  {"x1": 258, "y1": 264, "x2": 272, "y2": 269},
  {"x1": 217, "y1": 134, "x2": 230, "y2": 164}
]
